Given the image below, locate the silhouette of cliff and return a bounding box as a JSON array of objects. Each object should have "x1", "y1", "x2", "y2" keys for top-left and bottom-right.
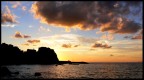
[{"x1": 1, "y1": 43, "x2": 59, "y2": 65}]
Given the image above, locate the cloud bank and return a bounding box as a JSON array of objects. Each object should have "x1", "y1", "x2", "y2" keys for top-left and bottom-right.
[{"x1": 31, "y1": 1, "x2": 142, "y2": 34}]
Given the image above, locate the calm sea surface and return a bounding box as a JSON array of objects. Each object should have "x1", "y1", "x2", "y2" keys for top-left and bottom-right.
[{"x1": 2, "y1": 63, "x2": 143, "y2": 79}]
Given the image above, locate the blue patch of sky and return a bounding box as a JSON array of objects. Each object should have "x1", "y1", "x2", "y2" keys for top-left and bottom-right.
[
  {"x1": 125, "y1": 2, "x2": 142, "y2": 25},
  {"x1": 71, "y1": 28, "x2": 101, "y2": 38},
  {"x1": 1, "y1": 27, "x2": 26, "y2": 45}
]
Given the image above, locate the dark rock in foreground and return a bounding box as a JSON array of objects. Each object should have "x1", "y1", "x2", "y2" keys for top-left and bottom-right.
[
  {"x1": 1, "y1": 43, "x2": 88, "y2": 65},
  {"x1": 13, "y1": 72, "x2": 19, "y2": 75},
  {"x1": 1, "y1": 43, "x2": 59, "y2": 65},
  {"x1": 0, "y1": 67, "x2": 11, "y2": 77},
  {"x1": 58, "y1": 61, "x2": 89, "y2": 65},
  {"x1": 34, "y1": 72, "x2": 41, "y2": 76}
]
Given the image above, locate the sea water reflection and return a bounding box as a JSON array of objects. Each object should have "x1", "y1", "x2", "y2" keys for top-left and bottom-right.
[{"x1": 2, "y1": 63, "x2": 142, "y2": 79}]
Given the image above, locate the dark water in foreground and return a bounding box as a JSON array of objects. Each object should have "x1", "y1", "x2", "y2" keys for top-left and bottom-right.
[{"x1": 1, "y1": 63, "x2": 143, "y2": 79}]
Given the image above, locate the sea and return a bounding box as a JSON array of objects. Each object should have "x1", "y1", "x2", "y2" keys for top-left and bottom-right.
[{"x1": 1, "y1": 62, "x2": 143, "y2": 79}]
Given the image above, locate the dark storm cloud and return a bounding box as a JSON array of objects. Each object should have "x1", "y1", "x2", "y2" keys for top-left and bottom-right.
[
  {"x1": 115, "y1": 18, "x2": 141, "y2": 34},
  {"x1": 124, "y1": 29, "x2": 143, "y2": 40},
  {"x1": 31, "y1": 1, "x2": 142, "y2": 34},
  {"x1": 100, "y1": 17, "x2": 142, "y2": 34},
  {"x1": 132, "y1": 29, "x2": 143, "y2": 39}
]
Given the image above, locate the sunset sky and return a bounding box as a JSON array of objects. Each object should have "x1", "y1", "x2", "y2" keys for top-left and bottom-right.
[{"x1": 1, "y1": 1, "x2": 143, "y2": 62}]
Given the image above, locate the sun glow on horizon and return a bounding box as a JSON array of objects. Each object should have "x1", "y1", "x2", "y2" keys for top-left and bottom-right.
[{"x1": 1, "y1": 1, "x2": 142, "y2": 62}]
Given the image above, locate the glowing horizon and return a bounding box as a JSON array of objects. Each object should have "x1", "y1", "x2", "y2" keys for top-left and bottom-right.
[{"x1": 1, "y1": 1, "x2": 143, "y2": 62}]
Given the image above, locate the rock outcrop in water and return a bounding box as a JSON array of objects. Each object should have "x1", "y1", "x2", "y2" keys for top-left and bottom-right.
[
  {"x1": 1, "y1": 43, "x2": 59, "y2": 65},
  {"x1": 34, "y1": 72, "x2": 41, "y2": 76},
  {"x1": 0, "y1": 67, "x2": 11, "y2": 77}
]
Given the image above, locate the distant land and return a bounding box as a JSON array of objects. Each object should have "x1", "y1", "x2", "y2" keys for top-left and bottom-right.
[{"x1": 1, "y1": 43, "x2": 88, "y2": 65}]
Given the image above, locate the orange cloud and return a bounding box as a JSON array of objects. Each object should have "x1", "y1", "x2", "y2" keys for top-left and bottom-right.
[
  {"x1": 2, "y1": 6, "x2": 18, "y2": 24},
  {"x1": 61, "y1": 43, "x2": 79, "y2": 48},
  {"x1": 27, "y1": 40, "x2": 40, "y2": 44},
  {"x1": 92, "y1": 41, "x2": 112, "y2": 49},
  {"x1": 110, "y1": 54, "x2": 114, "y2": 56},
  {"x1": 14, "y1": 32, "x2": 23, "y2": 38},
  {"x1": 124, "y1": 29, "x2": 143, "y2": 40},
  {"x1": 132, "y1": 35, "x2": 142, "y2": 39},
  {"x1": 62, "y1": 44, "x2": 72, "y2": 48},
  {"x1": 101, "y1": 33, "x2": 114, "y2": 40},
  {"x1": 14, "y1": 31, "x2": 31, "y2": 38},
  {"x1": 100, "y1": 17, "x2": 141, "y2": 34},
  {"x1": 73, "y1": 45, "x2": 79, "y2": 47},
  {"x1": 23, "y1": 35, "x2": 31, "y2": 38},
  {"x1": 22, "y1": 43, "x2": 29, "y2": 46},
  {"x1": 31, "y1": 1, "x2": 142, "y2": 34},
  {"x1": 90, "y1": 48, "x2": 95, "y2": 51}
]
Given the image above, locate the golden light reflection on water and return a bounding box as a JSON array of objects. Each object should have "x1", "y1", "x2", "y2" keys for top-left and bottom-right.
[
  {"x1": 41, "y1": 64, "x2": 86, "y2": 78},
  {"x1": 3, "y1": 63, "x2": 142, "y2": 79},
  {"x1": 38, "y1": 63, "x2": 142, "y2": 79}
]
